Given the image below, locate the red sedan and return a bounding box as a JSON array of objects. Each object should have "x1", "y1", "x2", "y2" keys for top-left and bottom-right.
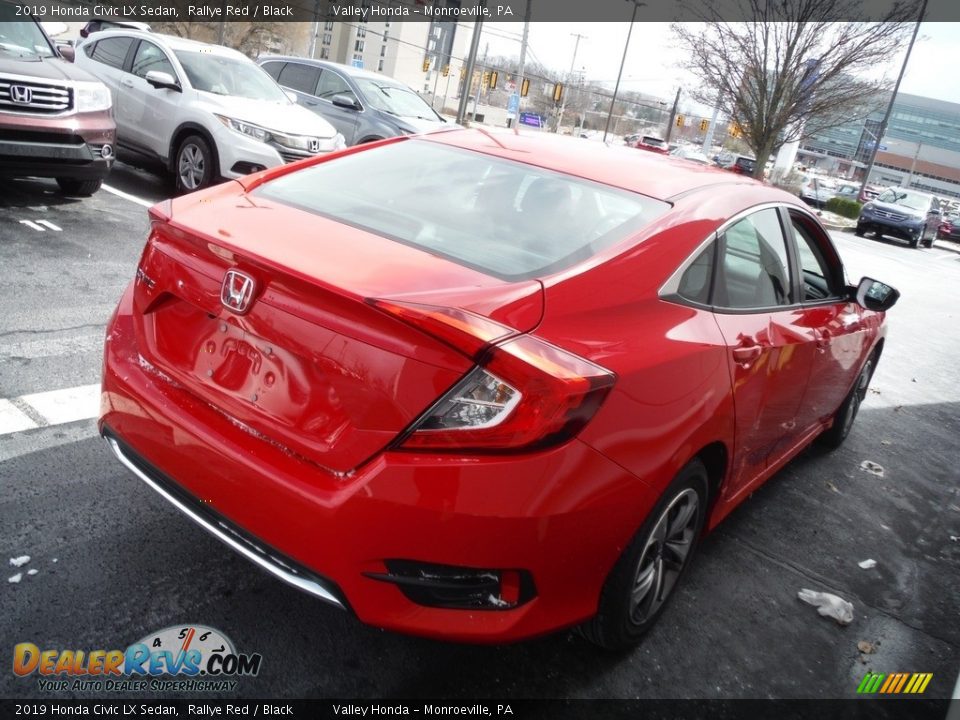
[{"x1": 100, "y1": 130, "x2": 898, "y2": 648}]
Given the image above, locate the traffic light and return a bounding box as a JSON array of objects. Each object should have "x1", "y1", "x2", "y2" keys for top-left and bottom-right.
[
  {"x1": 489, "y1": 71, "x2": 498, "y2": 89},
  {"x1": 442, "y1": 65, "x2": 449, "y2": 77},
  {"x1": 553, "y1": 83, "x2": 563, "y2": 102},
  {"x1": 676, "y1": 115, "x2": 685, "y2": 128},
  {"x1": 699, "y1": 119, "x2": 709, "y2": 132},
  {"x1": 482, "y1": 71, "x2": 490, "y2": 87},
  {"x1": 520, "y1": 78, "x2": 529, "y2": 97},
  {"x1": 422, "y1": 58, "x2": 430, "y2": 73}
]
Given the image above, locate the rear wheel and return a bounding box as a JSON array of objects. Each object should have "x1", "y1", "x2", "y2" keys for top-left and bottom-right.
[
  {"x1": 580, "y1": 460, "x2": 708, "y2": 650},
  {"x1": 175, "y1": 135, "x2": 215, "y2": 194},
  {"x1": 818, "y1": 354, "x2": 876, "y2": 449},
  {"x1": 56, "y1": 178, "x2": 102, "y2": 197}
]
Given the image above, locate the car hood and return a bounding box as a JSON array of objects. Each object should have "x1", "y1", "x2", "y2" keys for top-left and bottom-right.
[
  {"x1": 869, "y1": 200, "x2": 925, "y2": 219},
  {"x1": 0, "y1": 53, "x2": 102, "y2": 83},
  {"x1": 196, "y1": 93, "x2": 338, "y2": 138},
  {"x1": 392, "y1": 114, "x2": 450, "y2": 133}
]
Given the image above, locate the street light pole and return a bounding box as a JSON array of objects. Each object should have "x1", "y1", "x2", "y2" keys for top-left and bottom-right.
[
  {"x1": 603, "y1": 0, "x2": 643, "y2": 144},
  {"x1": 556, "y1": 32, "x2": 587, "y2": 134},
  {"x1": 512, "y1": 0, "x2": 532, "y2": 128},
  {"x1": 858, "y1": 0, "x2": 927, "y2": 198},
  {"x1": 456, "y1": 2, "x2": 486, "y2": 125}
]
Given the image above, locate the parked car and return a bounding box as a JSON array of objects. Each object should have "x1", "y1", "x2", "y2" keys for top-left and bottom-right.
[
  {"x1": 101, "y1": 129, "x2": 897, "y2": 648},
  {"x1": 936, "y1": 213, "x2": 960, "y2": 241},
  {"x1": 259, "y1": 56, "x2": 447, "y2": 146},
  {"x1": 855, "y1": 187, "x2": 941, "y2": 248},
  {"x1": 75, "y1": 31, "x2": 343, "y2": 192},
  {"x1": 669, "y1": 146, "x2": 711, "y2": 165},
  {"x1": 799, "y1": 176, "x2": 837, "y2": 208},
  {"x1": 623, "y1": 133, "x2": 641, "y2": 145},
  {"x1": 859, "y1": 184, "x2": 882, "y2": 203},
  {"x1": 0, "y1": 4, "x2": 116, "y2": 196},
  {"x1": 834, "y1": 182, "x2": 861, "y2": 201},
  {"x1": 633, "y1": 134, "x2": 669, "y2": 154},
  {"x1": 728, "y1": 155, "x2": 756, "y2": 175}
]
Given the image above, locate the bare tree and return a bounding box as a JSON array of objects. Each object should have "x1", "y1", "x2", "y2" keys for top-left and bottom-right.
[{"x1": 673, "y1": 0, "x2": 919, "y2": 179}]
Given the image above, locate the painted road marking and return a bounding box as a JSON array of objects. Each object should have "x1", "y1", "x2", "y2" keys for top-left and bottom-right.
[
  {"x1": 18, "y1": 384, "x2": 100, "y2": 427},
  {"x1": 102, "y1": 184, "x2": 154, "y2": 208},
  {"x1": 36, "y1": 220, "x2": 62, "y2": 231},
  {"x1": 19, "y1": 220, "x2": 45, "y2": 232},
  {"x1": 0, "y1": 399, "x2": 37, "y2": 434}
]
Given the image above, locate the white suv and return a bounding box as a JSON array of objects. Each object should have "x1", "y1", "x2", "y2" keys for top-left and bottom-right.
[{"x1": 75, "y1": 30, "x2": 344, "y2": 192}]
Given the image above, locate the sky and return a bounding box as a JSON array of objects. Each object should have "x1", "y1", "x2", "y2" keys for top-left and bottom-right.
[{"x1": 479, "y1": 21, "x2": 960, "y2": 114}]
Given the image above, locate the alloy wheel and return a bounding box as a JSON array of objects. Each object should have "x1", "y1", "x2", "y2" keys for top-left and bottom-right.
[{"x1": 178, "y1": 144, "x2": 205, "y2": 190}]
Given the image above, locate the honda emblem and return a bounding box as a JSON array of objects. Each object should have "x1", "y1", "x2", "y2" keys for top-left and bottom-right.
[
  {"x1": 308, "y1": 138, "x2": 320, "y2": 153},
  {"x1": 10, "y1": 85, "x2": 33, "y2": 105},
  {"x1": 220, "y1": 270, "x2": 256, "y2": 314}
]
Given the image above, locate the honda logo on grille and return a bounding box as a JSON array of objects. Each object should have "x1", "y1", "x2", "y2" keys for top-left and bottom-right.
[
  {"x1": 10, "y1": 85, "x2": 32, "y2": 104},
  {"x1": 221, "y1": 270, "x2": 256, "y2": 314},
  {"x1": 308, "y1": 138, "x2": 320, "y2": 153}
]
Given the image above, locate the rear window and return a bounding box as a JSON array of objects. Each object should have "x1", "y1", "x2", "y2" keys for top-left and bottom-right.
[{"x1": 254, "y1": 140, "x2": 670, "y2": 281}]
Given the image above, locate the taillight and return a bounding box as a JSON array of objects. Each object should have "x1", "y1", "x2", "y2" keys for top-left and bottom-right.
[{"x1": 372, "y1": 299, "x2": 616, "y2": 452}]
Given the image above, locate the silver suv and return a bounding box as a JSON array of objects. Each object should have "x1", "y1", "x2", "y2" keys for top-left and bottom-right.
[{"x1": 75, "y1": 30, "x2": 343, "y2": 192}]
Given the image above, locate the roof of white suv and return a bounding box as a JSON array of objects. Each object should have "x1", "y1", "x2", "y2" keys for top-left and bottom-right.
[{"x1": 82, "y1": 29, "x2": 248, "y2": 61}]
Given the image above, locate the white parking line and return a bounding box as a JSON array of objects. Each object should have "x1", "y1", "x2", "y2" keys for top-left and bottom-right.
[
  {"x1": 36, "y1": 220, "x2": 62, "y2": 232},
  {"x1": 102, "y1": 184, "x2": 155, "y2": 208},
  {"x1": 0, "y1": 399, "x2": 37, "y2": 435},
  {"x1": 0, "y1": 384, "x2": 100, "y2": 437},
  {"x1": 19, "y1": 220, "x2": 45, "y2": 232}
]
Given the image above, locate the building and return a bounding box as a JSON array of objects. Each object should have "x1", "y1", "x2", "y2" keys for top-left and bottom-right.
[
  {"x1": 310, "y1": 17, "x2": 473, "y2": 97},
  {"x1": 798, "y1": 92, "x2": 960, "y2": 198}
]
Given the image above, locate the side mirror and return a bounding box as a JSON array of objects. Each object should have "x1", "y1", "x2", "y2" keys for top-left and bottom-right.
[
  {"x1": 854, "y1": 277, "x2": 899, "y2": 312},
  {"x1": 284, "y1": 90, "x2": 298, "y2": 104},
  {"x1": 57, "y1": 43, "x2": 75, "y2": 62},
  {"x1": 145, "y1": 70, "x2": 181, "y2": 92},
  {"x1": 331, "y1": 93, "x2": 360, "y2": 110}
]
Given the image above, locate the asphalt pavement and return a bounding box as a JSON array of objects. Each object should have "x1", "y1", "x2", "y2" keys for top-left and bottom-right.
[{"x1": 0, "y1": 163, "x2": 958, "y2": 701}]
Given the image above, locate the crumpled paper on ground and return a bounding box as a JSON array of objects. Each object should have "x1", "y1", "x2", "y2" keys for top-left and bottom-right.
[{"x1": 798, "y1": 588, "x2": 854, "y2": 625}]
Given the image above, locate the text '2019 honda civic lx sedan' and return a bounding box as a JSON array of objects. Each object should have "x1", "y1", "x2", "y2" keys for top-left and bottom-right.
[{"x1": 100, "y1": 129, "x2": 898, "y2": 649}]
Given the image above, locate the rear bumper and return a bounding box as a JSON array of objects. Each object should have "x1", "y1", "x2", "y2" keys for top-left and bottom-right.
[{"x1": 100, "y1": 285, "x2": 650, "y2": 642}]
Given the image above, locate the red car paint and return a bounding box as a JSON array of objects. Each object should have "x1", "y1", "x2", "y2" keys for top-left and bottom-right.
[{"x1": 100, "y1": 130, "x2": 887, "y2": 642}]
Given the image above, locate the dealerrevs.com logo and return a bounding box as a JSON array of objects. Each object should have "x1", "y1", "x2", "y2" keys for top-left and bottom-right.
[{"x1": 13, "y1": 625, "x2": 262, "y2": 693}]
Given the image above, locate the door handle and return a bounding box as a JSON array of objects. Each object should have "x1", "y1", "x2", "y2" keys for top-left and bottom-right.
[
  {"x1": 732, "y1": 339, "x2": 762, "y2": 366},
  {"x1": 815, "y1": 329, "x2": 831, "y2": 351},
  {"x1": 121, "y1": 78, "x2": 134, "y2": 88}
]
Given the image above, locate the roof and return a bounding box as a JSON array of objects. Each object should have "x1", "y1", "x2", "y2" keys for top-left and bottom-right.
[
  {"x1": 421, "y1": 129, "x2": 756, "y2": 201},
  {"x1": 85, "y1": 29, "x2": 246, "y2": 60},
  {"x1": 258, "y1": 55, "x2": 405, "y2": 85}
]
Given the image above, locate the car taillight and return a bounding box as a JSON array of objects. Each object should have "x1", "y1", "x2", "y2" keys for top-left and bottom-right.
[{"x1": 372, "y1": 299, "x2": 616, "y2": 452}]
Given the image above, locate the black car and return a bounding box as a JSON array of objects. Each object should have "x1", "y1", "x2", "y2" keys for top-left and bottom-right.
[{"x1": 855, "y1": 188, "x2": 941, "y2": 248}]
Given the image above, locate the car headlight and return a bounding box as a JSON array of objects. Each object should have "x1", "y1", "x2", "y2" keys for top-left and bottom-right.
[
  {"x1": 861, "y1": 203, "x2": 874, "y2": 215},
  {"x1": 74, "y1": 82, "x2": 111, "y2": 112},
  {"x1": 215, "y1": 115, "x2": 270, "y2": 142}
]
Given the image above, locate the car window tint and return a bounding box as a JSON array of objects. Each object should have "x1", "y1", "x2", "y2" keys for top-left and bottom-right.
[
  {"x1": 790, "y1": 214, "x2": 842, "y2": 302},
  {"x1": 316, "y1": 69, "x2": 355, "y2": 101},
  {"x1": 131, "y1": 41, "x2": 175, "y2": 80},
  {"x1": 715, "y1": 209, "x2": 792, "y2": 309},
  {"x1": 278, "y1": 62, "x2": 321, "y2": 95},
  {"x1": 254, "y1": 140, "x2": 669, "y2": 282},
  {"x1": 260, "y1": 61, "x2": 283, "y2": 80},
  {"x1": 677, "y1": 243, "x2": 715, "y2": 305},
  {"x1": 90, "y1": 36, "x2": 133, "y2": 69}
]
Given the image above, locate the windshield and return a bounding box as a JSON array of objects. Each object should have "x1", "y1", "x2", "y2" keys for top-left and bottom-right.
[
  {"x1": 875, "y1": 188, "x2": 930, "y2": 211},
  {"x1": 175, "y1": 50, "x2": 289, "y2": 102},
  {"x1": 0, "y1": 5, "x2": 55, "y2": 58},
  {"x1": 354, "y1": 78, "x2": 439, "y2": 120},
  {"x1": 254, "y1": 139, "x2": 669, "y2": 281}
]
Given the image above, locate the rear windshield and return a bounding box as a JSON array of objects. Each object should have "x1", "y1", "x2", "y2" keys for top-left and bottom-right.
[
  {"x1": 642, "y1": 136, "x2": 666, "y2": 148},
  {"x1": 254, "y1": 139, "x2": 670, "y2": 281}
]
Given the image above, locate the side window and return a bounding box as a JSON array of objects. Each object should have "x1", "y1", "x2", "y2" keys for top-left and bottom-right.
[
  {"x1": 316, "y1": 70, "x2": 356, "y2": 102},
  {"x1": 82, "y1": 41, "x2": 96, "y2": 58},
  {"x1": 676, "y1": 243, "x2": 715, "y2": 306},
  {"x1": 790, "y1": 213, "x2": 843, "y2": 302},
  {"x1": 131, "y1": 41, "x2": 175, "y2": 80},
  {"x1": 260, "y1": 61, "x2": 283, "y2": 80},
  {"x1": 714, "y1": 208, "x2": 792, "y2": 309},
  {"x1": 277, "y1": 62, "x2": 321, "y2": 95},
  {"x1": 90, "y1": 36, "x2": 133, "y2": 70}
]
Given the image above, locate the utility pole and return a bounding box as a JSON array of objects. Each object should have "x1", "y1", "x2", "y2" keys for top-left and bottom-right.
[
  {"x1": 603, "y1": 0, "x2": 643, "y2": 143},
  {"x1": 556, "y1": 32, "x2": 587, "y2": 134},
  {"x1": 663, "y1": 87, "x2": 681, "y2": 143},
  {"x1": 456, "y1": 3, "x2": 486, "y2": 125},
  {"x1": 512, "y1": 0, "x2": 532, "y2": 128},
  {"x1": 472, "y1": 42, "x2": 490, "y2": 121},
  {"x1": 701, "y1": 93, "x2": 722, "y2": 154},
  {"x1": 859, "y1": 0, "x2": 927, "y2": 198}
]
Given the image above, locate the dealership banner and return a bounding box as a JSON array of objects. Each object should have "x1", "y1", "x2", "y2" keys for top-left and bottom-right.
[{"x1": 10, "y1": 0, "x2": 960, "y2": 23}]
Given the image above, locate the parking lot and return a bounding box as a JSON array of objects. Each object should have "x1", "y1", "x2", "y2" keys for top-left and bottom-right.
[{"x1": 1, "y1": 162, "x2": 958, "y2": 700}]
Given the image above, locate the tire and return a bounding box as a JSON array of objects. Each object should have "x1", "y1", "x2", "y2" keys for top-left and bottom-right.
[
  {"x1": 909, "y1": 235, "x2": 920, "y2": 248},
  {"x1": 818, "y1": 354, "x2": 876, "y2": 450},
  {"x1": 56, "y1": 178, "x2": 102, "y2": 197},
  {"x1": 580, "y1": 459, "x2": 708, "y2": 650},
  {"x1": 854, "y1": 224, "x2": 865, "y2": 237},
  {"x1": 175, "y1": 134, "x2": 215, "y2": 194}
]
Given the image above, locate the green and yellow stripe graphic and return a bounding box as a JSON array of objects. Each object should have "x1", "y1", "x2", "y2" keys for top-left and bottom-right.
[{"x1": 857, "y1": 672, "x2": 933, "y2": 694}]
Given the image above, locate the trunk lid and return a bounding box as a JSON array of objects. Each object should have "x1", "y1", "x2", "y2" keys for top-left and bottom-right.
[{"x1": 133, "y1": 182, "x2": 543, "y2": 473}]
